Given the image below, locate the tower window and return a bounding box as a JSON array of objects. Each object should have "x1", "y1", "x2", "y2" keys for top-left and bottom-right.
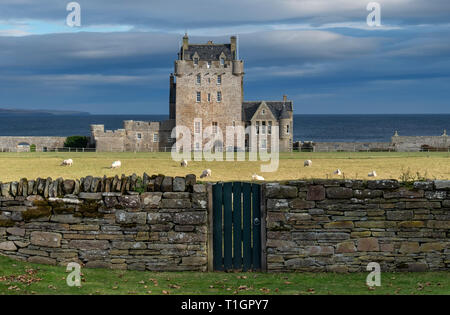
[
  {"x1": 217, "y1": 91, "x2": 222, "y2": 102},
  {"x1": 196, "y1": 91, "x2": 201, "y2": 102},
  {"x1": 196, "y1": 74, "x2": 201, "y2": 84},
  {"x1": 286, "y1": 124, "x2": 290, "y2": 134},
  {"x1": 195, "y1": 121, "x2": 201, "y2": 134},
  {"x1": 217, "y1": 75, "x2": 222, "y2": 85}
]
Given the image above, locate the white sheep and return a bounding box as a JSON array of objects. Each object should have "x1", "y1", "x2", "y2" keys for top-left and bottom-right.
[
  {"x1": 61, "y1": 159, "x2": 73, "y2": 166},
  {"x1": 304, "y1": 160, "x2": 312, "y2": 167},
  {"x1": 200, "y1": 169, "x2": 212, "y2": 179},
  {"x1": 368, "y1": 171, "x2": 377, "y2": 177},
  {"x1": 111, "y1": 160, "x2": 121, "y2": 169},
  {"x1": 252, "y1": 174, "x2": 265, "y2": 181},
  {"x1": 333, "y1": 169, "x2": 342, "y2": 176},
  {"x1": 181, "y1": 159, "x2": 188, "y2": 167}
]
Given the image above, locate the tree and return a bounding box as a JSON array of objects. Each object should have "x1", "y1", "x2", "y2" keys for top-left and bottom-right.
[{"x1": 64, "y1": 136, "x2": 88, "y2": 148}]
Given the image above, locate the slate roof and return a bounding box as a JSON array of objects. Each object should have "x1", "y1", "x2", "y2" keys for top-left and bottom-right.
[
  {"x1": 182, "y1": 44, "x2": 233, "y2": 61},
  {"x1": 242, "y1": 101, "x2": 293, "y2": 121}
]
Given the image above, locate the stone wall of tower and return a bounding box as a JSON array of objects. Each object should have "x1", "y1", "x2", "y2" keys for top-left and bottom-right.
[{"x1": 174, "y1": 43, "x2": 243, "y2": 150}]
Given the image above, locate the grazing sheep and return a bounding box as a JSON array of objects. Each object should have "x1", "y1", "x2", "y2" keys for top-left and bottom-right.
[
  {"x1": 180, "y1": 159, "x2": 188, "y2": 167},
  {"x1": 200, "y1": 169, "x2": 212, "y2": 179},
  {"x1": 111, "y1": 160, "x2": 121, "y2": 169},
  {"x1": 368, "y1": 171, "x2": 377, "y2": 177},
  {"x1": 304, "y1": 160, "x2": 312, "y2": 167},
  {"x1": 252, "y1": 174, "x2": 265, "y2": 181},
  {"x1": 333, "y1": 169, "x2": 342, "y2": 176},
  {"x1": 61, "y1": 159, "x2": 73, "y2": 166}
]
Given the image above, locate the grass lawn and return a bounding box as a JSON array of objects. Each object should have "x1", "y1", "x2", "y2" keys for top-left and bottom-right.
[
  {"x1": 0, "y1": 151, "x2": 449, "y2": 182},
  {"x1": 0, "y1": 256, "x2": 448, "y2": 295}
]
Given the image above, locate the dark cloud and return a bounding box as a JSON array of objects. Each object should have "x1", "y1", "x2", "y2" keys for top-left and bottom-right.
[
  {"x1": 1, "y1": 0, "x2": 450, "y2": 29},
  {"x1": 0, "y1": 1, "x2": 449, "y2": 114}
]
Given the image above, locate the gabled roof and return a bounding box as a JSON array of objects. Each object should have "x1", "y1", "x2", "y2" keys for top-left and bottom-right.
[
  {"x1": 182, "y1": 44, "x2": 233, "y2": 61},
  {"x1": 242, "y1": 101, "x2": 293, "y2": 121}
]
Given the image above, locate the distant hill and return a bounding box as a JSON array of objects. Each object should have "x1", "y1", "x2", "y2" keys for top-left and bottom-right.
[{"x1": 0, "y1": 108, "x2": 90, "y2": 116}]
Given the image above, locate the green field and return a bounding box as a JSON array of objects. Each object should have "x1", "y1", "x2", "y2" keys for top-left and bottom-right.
[
  {"x1": 0, "y1": 256, "x2": 448, "y2": 295},
  {"x1": 0, "y1": 151, "x2": 449, "y2": 182}
]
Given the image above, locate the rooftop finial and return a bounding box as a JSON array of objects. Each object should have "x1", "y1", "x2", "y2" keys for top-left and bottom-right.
[
  {"x1": 443, "y1": 129, "x2": 447, "y2": 136},
  {"x1": 394, "y1": 130, "x2": 399, "y2": 136}
]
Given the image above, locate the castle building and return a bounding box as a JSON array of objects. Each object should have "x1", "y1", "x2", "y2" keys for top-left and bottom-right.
[{"x1": 91, "y1": 35, "x2": 294, "y2": 152}]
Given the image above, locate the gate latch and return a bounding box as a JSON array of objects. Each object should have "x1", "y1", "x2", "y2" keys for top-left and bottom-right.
[{"x1": 253, "y1": 218, "x2": 260, "y2": 226}]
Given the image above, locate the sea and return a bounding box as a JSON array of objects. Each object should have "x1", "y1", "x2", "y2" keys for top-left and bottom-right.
[{"x1": 0, "y1": 114, "x2": 448, "y2": 143}]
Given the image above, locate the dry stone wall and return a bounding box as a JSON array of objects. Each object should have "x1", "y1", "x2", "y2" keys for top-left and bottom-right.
[
  {"x1": 265, "y1": 179, "x2": 450, "y2": 272},
  {"x1": 0, "y1": 174, "x2": 208, "y2": 271},
  {"x1": 0, "y1": 174, "x2": 449, "y2": 273}
]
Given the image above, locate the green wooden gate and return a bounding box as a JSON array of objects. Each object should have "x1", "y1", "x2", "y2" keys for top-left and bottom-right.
[{"x1": 212, "y1": 182, "x2": 263, "y2": 271}]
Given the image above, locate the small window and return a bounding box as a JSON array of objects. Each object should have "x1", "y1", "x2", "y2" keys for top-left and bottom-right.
[
  {"x1": 194, "y1": 57, "x2": 199, "y2": 65},
  {"x1": 195, "y1": 142, "x2": 200, "y2": 150},
  {"x1": 268, "y1": 121, "x2": 272, "y2": 135},
  {"x1": 196, "y1": 91, "x2": 201, "y2": 102},
  {"x1": 261, "y1": 109, "x2": 265, "y2": 115},
  {"x1": 256, "y1": 121, "x2": 260, "y2": 135},
  {"x1": 207, "y1": 93, "x2": 211, "y2": 102},
  {"x1": 153, "y1": 133, "x2": 159, "y2": 142},
  {"x1": 207, "y1": 61, "x2": 211, "y2": 68},
  {"x1": 217, "y1": 91, "x2": 222, "y2": 102},
  {"x1": 196, "y1": 74, "x2": 201, "y2": 84},
  {"x1": 212, "y1": 122, "x2": 218, "y2": 134},
  {"x1": 232, "y1": 121, "x2": 236, "y2": 127},
  {"x1": 217, "y1": 75, "x2": 222, "y2": 85},
  {"x1": 137, "y1": 133, "x2": 142, "y2": 139},
  {"x1": 195, "y1": 121, "x2": 201, "y2": 134},
  {"x1": 286, "y1": 124, "x2": 290, "y2": 134},
  {"x1": 262, "y1": 121, "x2": 266, "y2": 135},
  {"x1": 261, "y1": 139, "x2": 267, "y2": 150},
  {"x1": 220, "y1": 58, "x2": 225, "y2": 66}
]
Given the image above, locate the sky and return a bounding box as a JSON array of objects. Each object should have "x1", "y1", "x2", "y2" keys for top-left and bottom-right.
[{"x1": 0, "y1": 0, "x2": 449, "y2": 114}]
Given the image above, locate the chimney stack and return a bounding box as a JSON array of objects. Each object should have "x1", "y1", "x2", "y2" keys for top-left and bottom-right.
[
  {"x1": 182, "y1": 33, "x2": 189, "y2": 59},
  {"x1": 230, "y1": 36, "x2": 237, "y2": 59},
  {"x1": 283, "y1": 95, "x2": 287, "y2": 102}
]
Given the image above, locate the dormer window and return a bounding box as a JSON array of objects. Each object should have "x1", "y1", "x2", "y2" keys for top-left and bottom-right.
[
  {"x1": 194, "y1": 57, "x2": 199, "y2": 65},
  {"x1": 207, "y1": 61, "x2": 211, "y2": 68},
  {"x1": 220, "y1": 58, "x2": 225, "y2": 66}
]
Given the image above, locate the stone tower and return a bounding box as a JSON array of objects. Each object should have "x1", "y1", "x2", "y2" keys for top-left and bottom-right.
[
  {"x1": 173, "y1": 34, "x2": 244, "y2": 150},
  {"x1": 279, "y1": 95, "x2": 293, "y2": 152}
]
